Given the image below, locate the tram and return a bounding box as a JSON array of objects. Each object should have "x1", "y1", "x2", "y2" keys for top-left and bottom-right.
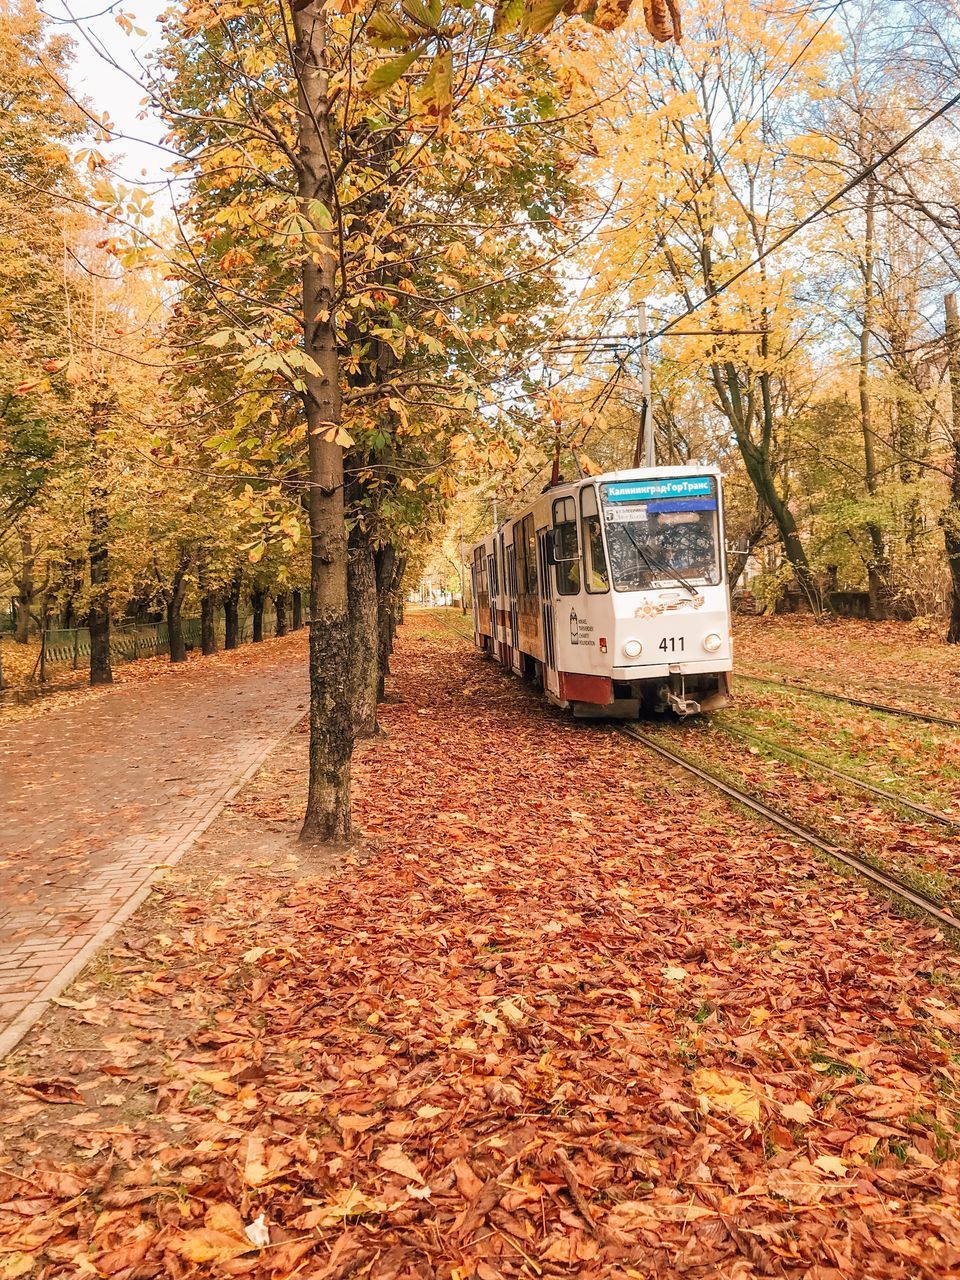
[{"x1": 470, "y1": 467, "x2": 732, "y2": 717}]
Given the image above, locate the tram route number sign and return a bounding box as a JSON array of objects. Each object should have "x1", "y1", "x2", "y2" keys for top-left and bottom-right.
[{"x1": 604, "y1": 477, "x2": 714, "y2": 503}]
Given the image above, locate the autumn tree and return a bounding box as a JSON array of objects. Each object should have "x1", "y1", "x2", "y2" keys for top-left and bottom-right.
[
  {"x1": 145, "y1": 0, "x2": 676, "y2": 839},
  {"x1": 0, "y1": 0, "x2": 85, "y2": 643}
]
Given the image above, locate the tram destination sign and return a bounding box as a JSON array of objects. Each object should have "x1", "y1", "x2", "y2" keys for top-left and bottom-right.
[{"x1": 603, "y1": 477, "x2": 714, "y2": 503}]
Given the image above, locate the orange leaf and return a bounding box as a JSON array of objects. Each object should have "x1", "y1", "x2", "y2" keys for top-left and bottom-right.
[{"x1": 376, "y1": 1143, "x2": 424, "y2": 1184}]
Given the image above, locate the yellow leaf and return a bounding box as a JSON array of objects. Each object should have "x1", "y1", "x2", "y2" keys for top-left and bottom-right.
[
  {"x1": 314, "y1": 1188, "x2": 385, "y2": 1227},
  {"x1": 399, "y1": 477, "x2": 417, "y2": 491},
  {"x1": 692, "y1": 1069, "x2": 761, "y2": 1126},
  {"x1": 194, "y1": 1069, "x2": 237, "y2": 1096},
  {"x1": 0, "y1": 1255, "x2": 36, "y2": 1279},
  {"x1": 813, "y1": 1155, "x2": 848, "y2": 1178},
  {"x1": 244, "y1": 1135, "x2": 270, "y2": 1186}
]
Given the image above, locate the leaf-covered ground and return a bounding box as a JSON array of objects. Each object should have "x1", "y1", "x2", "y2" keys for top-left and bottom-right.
[
  {"x1": 715, "y1": 683, "x2": 960, "y2": 815},
  {"x1": 734, "y1": 614, "x2": 960, "y2": 718},
  {"x1": 3, "y1": 612, "x2": 960, "y2": 1278},
  {"x1": 648, "y1": 713, "x2": 960, "y2": 915},
  {"x1": 0, "y1": 636, "x2": 301, "y2": 728}
]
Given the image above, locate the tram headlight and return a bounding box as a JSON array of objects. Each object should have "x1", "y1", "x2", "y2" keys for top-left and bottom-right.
[
  {"x1": 622, "y1": 638, "x2": 643, "y2": 659},
  {"x1": 702, "y1": 632, "x2": 723, "y2": 653}
]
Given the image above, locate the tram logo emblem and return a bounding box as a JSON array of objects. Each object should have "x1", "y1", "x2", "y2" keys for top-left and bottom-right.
[
  {"x1": 570, "y1": 608, "x2": 579, "y2": 645},
  {"x1": 634, "y1": 596, "x2": 705, "y2": 619}
]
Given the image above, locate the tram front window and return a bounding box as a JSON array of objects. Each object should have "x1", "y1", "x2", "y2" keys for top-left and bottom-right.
[{"x1": 600, "y1": 478, "x2": 721, "y2": 592}]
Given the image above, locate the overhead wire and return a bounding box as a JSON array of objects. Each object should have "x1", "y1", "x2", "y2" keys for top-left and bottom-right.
[
  {"x1": 566, "y1": 0, "x2": 850, "y2": 357},
  {"x1": 650, "y1": 84, "x2": 960, "y2": 343}
]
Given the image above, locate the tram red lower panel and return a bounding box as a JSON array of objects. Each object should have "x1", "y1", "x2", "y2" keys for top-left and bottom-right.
[{"x1": 558, "y1": 672, "x2": 613, "y2": 705}]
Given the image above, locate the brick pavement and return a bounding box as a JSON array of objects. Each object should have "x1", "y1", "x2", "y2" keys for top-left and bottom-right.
[{"x1": 0, "y1": 635, "x2": 308, "y2": 1056}]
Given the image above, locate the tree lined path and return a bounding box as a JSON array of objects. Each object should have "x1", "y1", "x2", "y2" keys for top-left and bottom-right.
[
  {"x1": 2, "y1": 614, "x2": 959, "y2": 1276},
  {"x1": 0, "y1": 635, "x2": 308, "y2": 1054}
]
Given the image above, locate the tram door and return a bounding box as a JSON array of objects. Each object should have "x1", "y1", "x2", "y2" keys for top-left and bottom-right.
[
  {"x1": 506, "y1": 543, "x2": 519, "y2": 655},
  {"x1": 536, "y1": 530, "x2": 560, "y2": 697}
]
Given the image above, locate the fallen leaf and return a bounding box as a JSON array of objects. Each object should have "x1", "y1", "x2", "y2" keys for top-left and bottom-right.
[
  {"x1": 377, "y1": 1143, "x2": 424, "y2": 1184},
  {"x1": 51, "y1": 996, "x2": 98, "y2": 1010},
  {"x1": 205, "y1": 1203, "x2": 246, "y2": 1236},
  {"x1": 170, "y1": 1229, "x2": 253, "y2": 1263},
  {"x1": 780, "y1": 1100, "x2": 814, "y2": 1125},
  {"x1": 2, "y1": 1076, "x2": 84, "y2": 1105},
  {"x1": 692, "y1": 1069, "x2": 761, "y2": 1126}
]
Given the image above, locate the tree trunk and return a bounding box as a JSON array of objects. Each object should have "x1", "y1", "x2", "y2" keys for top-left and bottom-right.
[
  {"x1": 374, "y1": 543, "x2": 396, "y2": 702},
  {"x1": 293, "y1": 1, "x2": 353, "y2": 844},
  {"x1": 14, "y1": 529, "x2": 35, "y2": 644},
  {"x1": 945, "y1": 293, "x2": 960, "y2": 643},
  {"x1": 727, "y1": 510, "x2": 768, "y2": 594},
  {"x1": 348, "y1": 528, "x2": 379, "y2": 735},
  {"x1": 224, "y1": 571, "x2": 242, "y2": 649},
  {"x1": 251, "y1": 587, "x2": 266, "y2": 643},
  {"x1": 201, "y1": 593, "x2": 217, "y2": 655},
  {"x1": 166, "y1": 558, "x2": 190, "y2": 663},
  {"x1": 712, "y1": 362, "x2": 822, "y2": 615},
  {"x1": 275, "y1": 591, "x2": 289, "y2": 637},
  {"x1": 292, "y1": 587, "x2": 303, "y2": 630},
  {"x1": 167, "y1": 598, "x2": 185, "y2": 663},
  {"x1": 88, "y1": 475, "x2": 112, "y2": 686},
  {"x1": 859, "y1": 176, "x2": 891, "y2": 621}
]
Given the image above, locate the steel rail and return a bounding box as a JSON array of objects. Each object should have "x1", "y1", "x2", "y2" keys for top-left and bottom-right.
[
  {"x1": 619, "y1": 726, "x2": 960, "y2": 933},
  {"x1": 738, "y1": 672, "x2": 960, "y2": 730},
  {"x1": 713, "y1": 724, "x2": 957, "y2": 828}
]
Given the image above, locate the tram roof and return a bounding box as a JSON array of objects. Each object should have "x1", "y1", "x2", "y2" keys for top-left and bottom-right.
[{"x1": 470, "y1": 464, "x2": 724, "y2": 550}]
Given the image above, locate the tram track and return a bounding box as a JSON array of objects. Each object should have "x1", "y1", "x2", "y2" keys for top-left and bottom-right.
[
  {"x1": 738, "y1": 672, "x2": 960, "y2": 729},
  {"x1": 618, "y1": 724, "x2": 960, "y2": 934},
  {"x1": 705, "y1": 722, "x2": 958, "y2": 828},
  {"x1": 434, "y1": 611, "x2": 960, "y2": 930}
]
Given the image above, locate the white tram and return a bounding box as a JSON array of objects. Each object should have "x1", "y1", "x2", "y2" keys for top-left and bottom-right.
[{"x1": 470, "y1": 467, "x2": 732, "y2": 717}]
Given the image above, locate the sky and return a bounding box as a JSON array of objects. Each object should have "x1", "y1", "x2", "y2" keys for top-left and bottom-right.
[{"x1": 44, "y1": 0, "x2": 172, "y2": 195}]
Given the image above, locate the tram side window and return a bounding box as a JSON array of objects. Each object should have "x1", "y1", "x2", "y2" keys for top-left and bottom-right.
[
  {"x1": 580, "y1": 485, "x2": 609, "y2": 594},
  {"x1": 513, "y1": 524, "x2": 526, "y2": 601},
  {"x1": 523, "y1": 514, "x2": 539, "y2": 598},
  {"x1": 474, "y1": 548, "x2": 487, "y2": 608},
  {"x1": 552, "y1": 497, "x2": 580, "y2": 596}
]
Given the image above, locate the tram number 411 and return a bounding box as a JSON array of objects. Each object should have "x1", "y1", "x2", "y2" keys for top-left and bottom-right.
[{"x1": 658, "y1": 636, "x2": 685, "y2": 653}]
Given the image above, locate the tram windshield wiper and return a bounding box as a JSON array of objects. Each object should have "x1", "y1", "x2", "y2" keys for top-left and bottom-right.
[{"x1": 619, "y1": 523, "x2": 700, "y2": 598}]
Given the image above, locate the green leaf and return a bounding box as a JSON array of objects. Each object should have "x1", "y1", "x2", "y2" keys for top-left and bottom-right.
[
  {"x1": 363, "y1": 48, "x2": 421, "y2": 96},
  {"x1": 522, "y1": 0, "x2": 565, "y2": 33},
  {"x1": 493, "y1": 0, "x2": 525, "y2": 31},
  {"x1": 416, "y1": 49, "x2": 453, "y2": 119},
  {"x1": 401, "y1": 0, "x2": 442, "y2": 29},
  {"x1": 308, "y1": 199, "x2": 333, "y2": 230},
  {"x1": 366, "y1": 10, "x2": 418, "y2": 47}
]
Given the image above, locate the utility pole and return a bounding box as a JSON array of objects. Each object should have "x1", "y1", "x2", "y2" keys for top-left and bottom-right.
[
  {"x1": 944, "y1": 293, "x2": 960, "y2": 642},
  {"x1": 632, "y1": 302, "x2": 656, "y2": 470},
  {"x1": 641, "y1": 302, "x2": 655, "y2": 469}
]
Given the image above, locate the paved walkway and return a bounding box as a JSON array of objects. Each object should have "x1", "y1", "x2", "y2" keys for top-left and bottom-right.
[{"x1": 0, "y1": 636, "x2": 308, "y2": 1054}]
